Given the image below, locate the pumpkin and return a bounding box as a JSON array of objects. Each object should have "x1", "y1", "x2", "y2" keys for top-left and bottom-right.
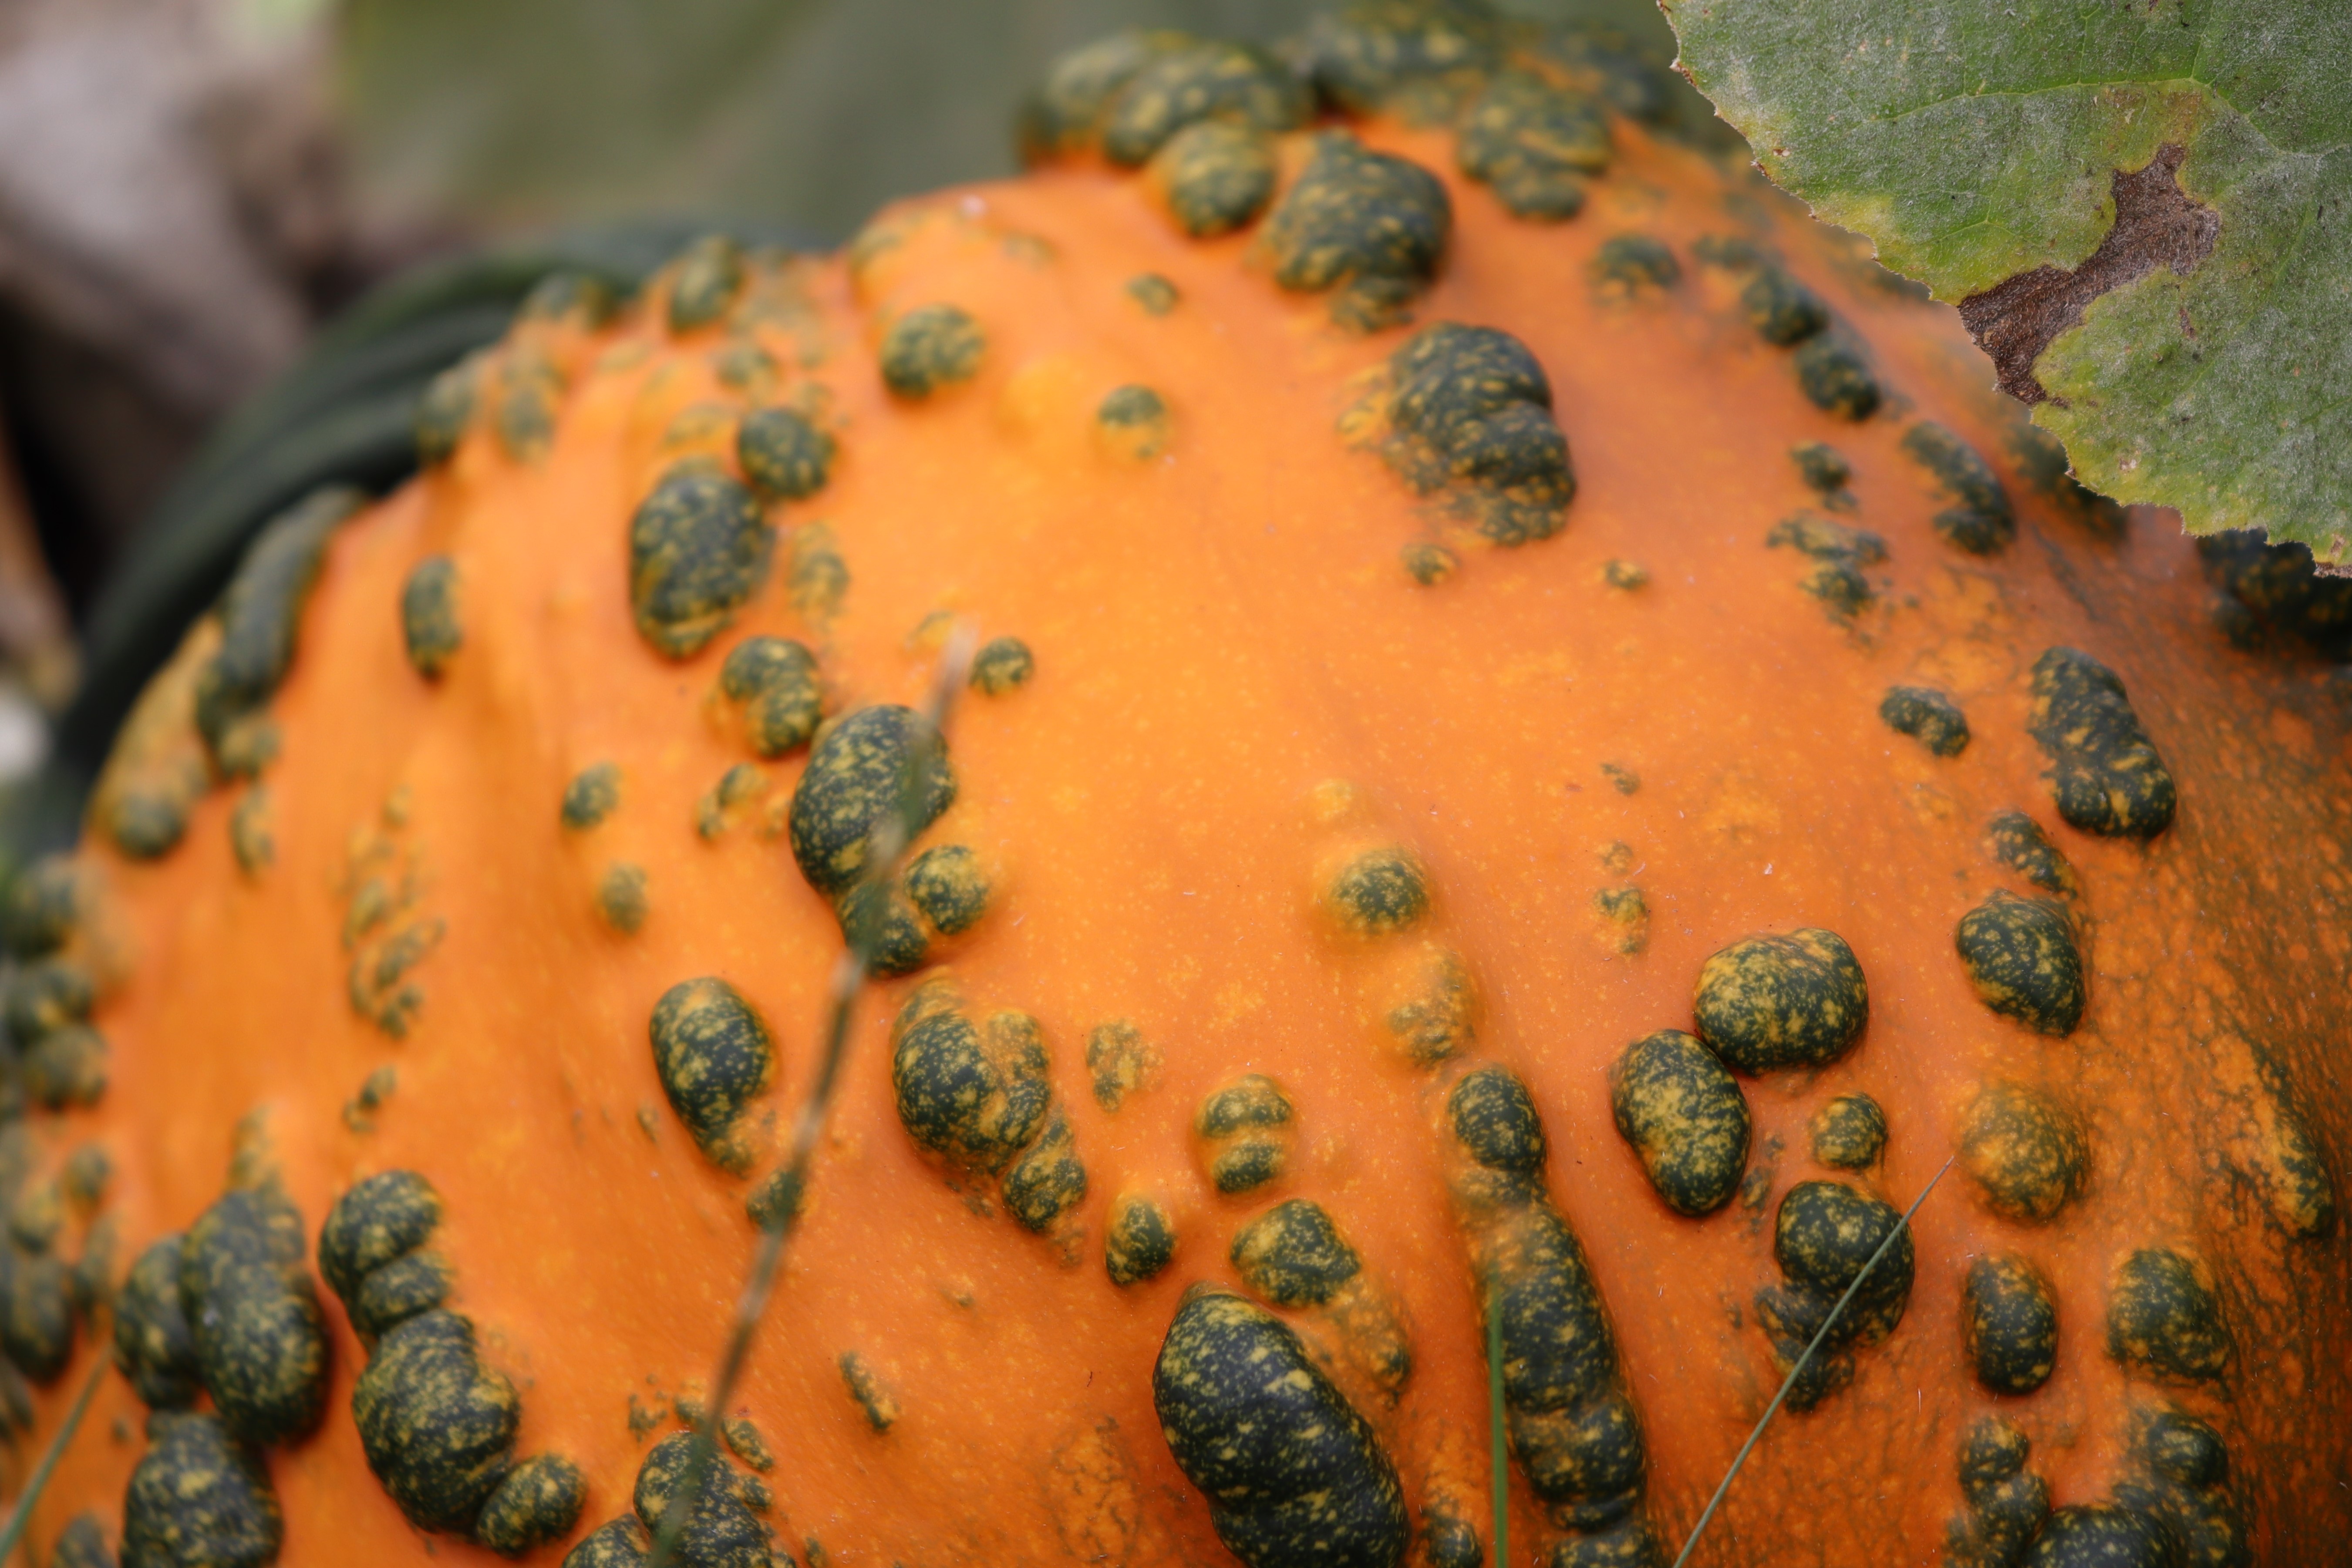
[{"x1": 6, "y1": 4, "x2": 2349, "y2": 1565}]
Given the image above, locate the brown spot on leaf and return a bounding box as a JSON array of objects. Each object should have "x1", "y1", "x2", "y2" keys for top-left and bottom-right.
[{"x1": 1958, "y1": 145, "x2": 2218, "y2": 405}]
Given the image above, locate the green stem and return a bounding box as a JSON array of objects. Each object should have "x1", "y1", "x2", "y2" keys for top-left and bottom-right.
[
  {"x1": 0, "y1": 1353, "x2": 107, "y2": 1561},
  {"x1": 648, "y1": 629, "x2": 976, "y2": 1568},
  {"x1": 1489, "y1": 1279, "x2": 1508, "y2": 1568},
  {"x1": 1668, "y1": 1156, "x2": 1953, "y2": 1568}
]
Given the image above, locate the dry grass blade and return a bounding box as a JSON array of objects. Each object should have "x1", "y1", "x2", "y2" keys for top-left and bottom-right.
[
  {"x1": 0, "y1": 1353, "x2": 108, "y2": 1559},
  {"x1": 1668, "y1": 1155, "x2": 1955, "y2": 1568},
  {"x1": 1489, "y1": 1279, "x2": 1508, "y2": 1568},
  {"x1": 648, "y1": 626, "x2": 978, "y2": 1568}
]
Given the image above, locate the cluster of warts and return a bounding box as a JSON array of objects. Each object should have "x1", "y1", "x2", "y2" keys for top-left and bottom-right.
[{"x1": 15, "y1": 1, "x2": 2341, "y2": 1565}]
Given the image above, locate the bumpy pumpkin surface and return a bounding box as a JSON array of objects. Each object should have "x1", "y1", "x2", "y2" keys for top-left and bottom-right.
[{"x1": 9, "y1": 6, "x2": 2352, "y2": 1565}]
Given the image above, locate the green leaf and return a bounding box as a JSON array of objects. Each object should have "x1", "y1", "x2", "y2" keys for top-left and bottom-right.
[{"x1": 1662, "y1": 0, "x2": 2352, "y2": 557}]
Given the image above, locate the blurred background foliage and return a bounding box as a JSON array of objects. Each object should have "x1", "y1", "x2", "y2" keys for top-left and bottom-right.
[
  {"x1": 340, "y1": 0, "x2": 1681, "y2": 238},
  {"x1": 0, "y1": 0, "x2": 1721, "y2": 851}
]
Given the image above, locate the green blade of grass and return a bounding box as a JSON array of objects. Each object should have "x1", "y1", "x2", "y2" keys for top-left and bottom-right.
[
  {"x1": 0, "y1": 1352, "x2": 109, "y2": 1560},
  {"x1": 1668, "y1": 1155, "x2": 1953, "y2": 1568},
  {"x1": 648, "y1": 627, "x2": 975, "y2": 1568},
  {"x1": 1489, "y1": 1275, "x2": 1508, "y2": 1568}
]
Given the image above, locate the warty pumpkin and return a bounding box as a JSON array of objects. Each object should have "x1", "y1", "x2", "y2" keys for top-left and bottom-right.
[{"x1": 2, "y1": 4, "x2": 2349, "y2": 1565}]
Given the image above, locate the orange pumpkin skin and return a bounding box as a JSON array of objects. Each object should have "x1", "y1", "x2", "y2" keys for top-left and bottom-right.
[{"x1": 11, "y1": 28, "x2": 2352, "y2": 1568}]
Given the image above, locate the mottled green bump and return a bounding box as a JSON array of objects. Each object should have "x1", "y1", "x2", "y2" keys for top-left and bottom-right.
[
  {"x1": 788, "y1": 706, "x2": 955, "y2": 899},
  {"x1": 900, "y1": 845, "x2": 989, "y2": 939},
  {"x1": 477, "y1": 1454, "x2": 587, "y2": 1557},
  {"x1": 1106, "y1": 1193, "x2": 1176, "y2": 1286},
  {"x1": 2028, "y1": 647, "x2": 2177, "y2": 839},
  {"x1": 786, "y1": 525, "x2": 849, "y2": 621},
  {"x1": 1424, "y1": 1513, "x2": 1482, "y2": 1568},
  {"x1": 2022, "y1": 1507, "x2": 2173, "y2": 1566},
  {"x1": 2106, "y1": 1248, "x2": 2230, "y2": 1383},
  {"x1": 1948, "y1": 1415, "x2": 2049, "y2": 1568},
  {"x1": 695, "y1": 762, "x2": 765, "y2": 841},
  {"x1": 1002, "y1": 1110, "x2": 1087, "y2": 1233},
  {"x1": 890, "y1": 988, "x2": 1050, "y2": 1174},
  {"x1": 1127, "y1": 273, "x2": 1180, "y2": 314},
  {"x1": 1018, "y1": 30, "x2": 1192, "y2": 159},
  {"x1": 1232, "y1": 1199, "x2": 1360, "y2": 1308},
  {"x1": 416, "y1": 353, "x2": 482, "y2": 467},
  {"x1": 1198, "y1": 1074, "x2": 1295, "y2": 1195},
  {"x1": 632, "y1": 1430, "x2": 772, "y2": 1563},
  {"x1": 63, "y1": 1144, "x2": 111, "y2": 1210},
  {"x1": 667, "y1": 235, "x2": 744, "y2": 333},
  {"x1": 1100, "y1": 40, "x2": 1308, "y2": 166},
  {"x1": 1693, "y1": 927, "x2": 1868, "y2": 1072},
  {"x1": 1956, "y1": 890, "x2": 2086, "y2": 1036},
  {"x1": 1325, "y1": 847, "x2": 1429, "y2": 935},
  {"x1": 1086, "y1": 1021, "x2": 1155, "y2": 1111},
  {"x1": 1808, "y1": 1094, "x2": 1886, "y2": 1170},
  {"x1": 1403, "y1": 542, "x2": 1459, "y2": 584},
  {"x1": 115, "y1": 1236, "x2": 199, "y2": 1409},
  {"x1": 194, "y1": 487, "x2": 363, "y2": 772},
  {"x1": 1959, "y1": 1080, "x2": 2088, "y2": 1223},
  {"x1": 1447, "y1": 1065, "x2": 1546, "y2": 1176},
  {"x1": 1590, "y1": 885, "x2": 1648, "y2": 955},
  {"x1": 1880, "y1": 686, "x2": 1969, "y2": 757},
  {"x1": 839, "y1": 1352, "x2": 899, "y2": 1432},
  {"x1": 597, "y1": 864, "x2": 649, "y2": 935},
  {"x1": 1457, "y1": 71, "x2": 1608, "y2": 221},
  {"x1": 562, "y1": 763, "x2": 620, "y2": 830},
  {"x1": 401, "y1": 556, "x2": 462, "y2": 680},
  {"x1": 229, "y1": 786, "x2": 273, "y2": 876},
  {"x1": 1477, "y1": 1204, "x2": 1626, "y2": 1487},
  {"x1": 1608, "y1": 1030, "x2": 1750, "y2": 1216},
  {"x1": 1304, "y1": 0, "x2": 1498, "y2": 121},
  {"x1": 880, "y1": 304, "x2": 985, "y2": 399},
  {"x1": 0, "y1": 1241, "x2": 71, "y2": 1383},
  {"x1": 1385, "y1": 947, "x2": 1474, "y2": 1065},
  {"x1": 649, "y1": 978, "x2": 775, "y2": 1174},
  {"x1": 969, "y1": 636, "x2": 1034, "y2": 696},
  {"x1": 1602, "y1": 559, "x2": 1648, "y2": 589},
  {"x1": 519, "y1": 270, "x2": 615, "y2": 326},
  {"x1": 1155, "y1": 121, "x2": 1276, "y2": 236},
  {"x1": 1985, "y1": 810, "x2": 2079, "y2": 897},
  {"x1": 179, "y1": 1186, "x2": 327, "y2": 1446},
  {"x1": 1742, "y1": 266, "x2": 1830, "y2": 345},
  {"x1": 719, "y1": 636, "x2": 822, "y2": 757},
  {"x1": 839, "y1": 880, "x2": 929, "y2": 977},
  {"x1": 1264, "y1": 131, "x2": 1451, "y2": 332},
  {"x1": 1793, "y1": 332, "x2": 1882, "y2": 420},
  {"x1": 563, "y1": 1518, "x2": 651, "y2": 1567},
  {"x1": 1508, "y1": 1390, "x2": 1646, "y2": 1534},
  {"x1": 1766, "y1": 512, "x2": 1886, "y2": 621},
  {"x1": 1153, "y1": 1288, "x2": 1407, "y2": 1568},
  {"x1": 492, "y1": 350, "x2": 562, "y2": 461},
  {"x1": 122, "y1": 1412, "x2": 281, "y2": 1568},
  {"x1": 350, "y1": 1252, "x2": 452, "y2": 1341},
  {"x1": 1590, "y1": 235, "x2": 1679, "y2": 297},
  {"x1": 1379, "y1": 321, "x2": 1574, "y2": 545},
  {"x1": 2116, "y1": 1409, "x2": 2247, "y2": 1565},
  {"x1": 20, "y1": 1024, "x2": 103, "y2": 1111},
  {"x1": 1902, "y1": 422, "x2": 2015, "y2": 555},
  {"x1": 5, "y1": 955, "x2": 91, "y2": 1039},
  {"x1": 2, "y1": 854, "x2": 82, "y2": 958},
  {"x1": 745, "y1": 1167, "x2": 804, "y2": 1235},
  {"x1": 1790, "y1": 441, "x2": 1852, "y2": 497},
  {"x1": 1755, "y1": 1181, "x2": 1914, "y2": 1411},
  {"x1": 737, "y1": 406, "x2": 836, "y2": 503},
  {"x1": 353, "y1": 1309, "x2": 519, "y2": 1534},
  {"x1": 1963, "y1": 1253, "x2": 2059, "y2": 1396},
  {"x1": 628, "y1": 462, "x2": 773, "y2": 660},
  {"x1": 48, "y1": 1513, "x2": 111, "y2": 1568},
  {"x1": 319, "y1": 1169, "x2": 441, "y2": 1309},
  {"x1": 107, "y1": 791, "x2": 191, "y2": 861}
]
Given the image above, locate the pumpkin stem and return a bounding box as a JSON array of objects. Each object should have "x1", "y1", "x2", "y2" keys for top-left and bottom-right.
[
  {"x1": 0, "y1": 1352, "x2": 108, "y2": 1558},
  {"x1": 648, "y1": 626, "x2": 980, "y2": 1568},
  {"x1": 1668, "y1": 1155, "x2": 1954, "y2": 1568}
]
